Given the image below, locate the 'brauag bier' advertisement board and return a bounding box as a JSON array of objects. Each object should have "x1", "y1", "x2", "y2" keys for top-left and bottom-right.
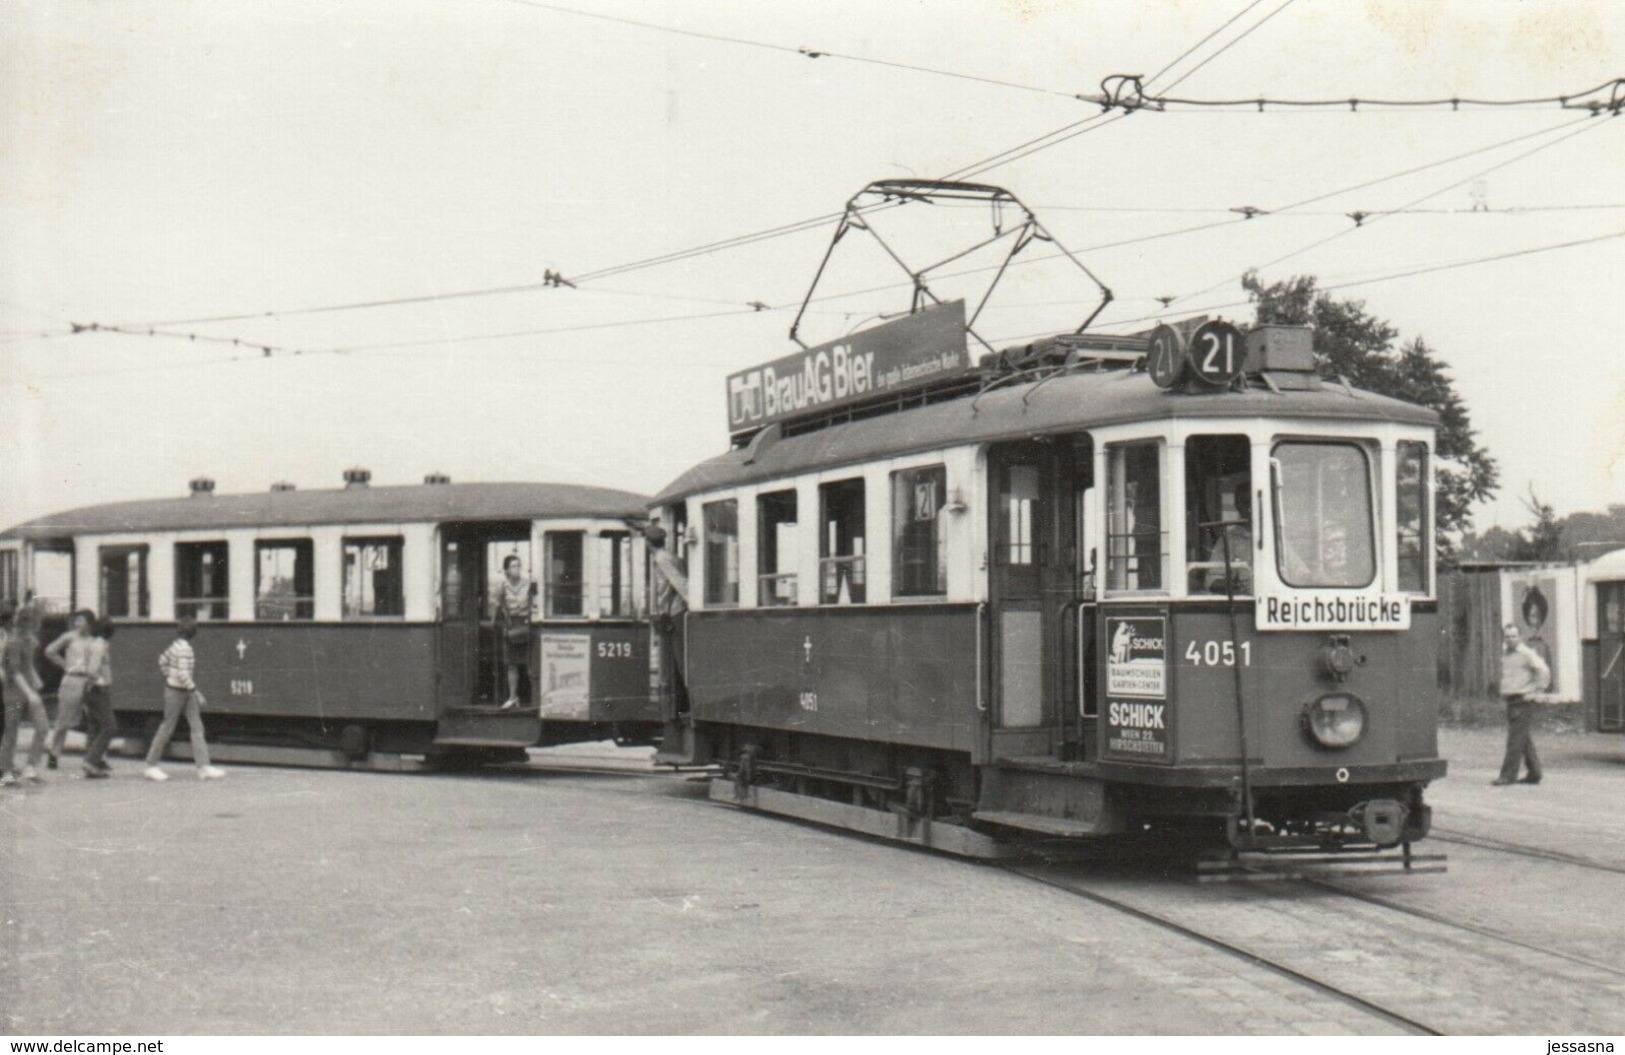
[{"x1": 726, "y1": 300, "x2": 972, "y2": 435}]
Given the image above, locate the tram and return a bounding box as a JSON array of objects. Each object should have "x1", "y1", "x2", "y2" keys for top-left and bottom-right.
[
  {"x1": 0, "y1": 472, "x2": 659, "y2": 766},
  {"x1": 651, "y1": 286, "x2": 1445, "y2": 856}
]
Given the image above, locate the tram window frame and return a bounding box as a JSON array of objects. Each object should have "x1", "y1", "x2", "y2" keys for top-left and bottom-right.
[
  {"x1": 254, "y1": 539, "x2": 315, "y2": 621},
  {"x1": 98, "y1": 544, "x2": 150, "y2": 620},
  {"x1": 1270, "y1": 440, "x2": 1378, "y2": 590},
  {"x1": 819, "y1": 478, "x2": 867, "y2": 605},
  {"x1": 1184, "y1": 435, "x2": 1254, "y2": 597},
  {"x1": 31, "y1": 546, "x2": 75, "y2": 615},
  {"x1": 702, "y1": 499, "x2": 740, "y2": 608},
  {"x1": 174, "y1": 541, "x2": 230, "y2": 621},
  {"x1": 597, "y1": 530, "x2": 635, "y2": 618},
  {"x1": 341, "y1": 536, "x2": 405, "y2": 619},
  {"x1": 541, "y1": 532, "x2": 584, "y2": 619},
  {"x1": 0, "y1": 549, "x2": 17, "y2": 607},
  {"x1": 892, "y1": 464, "x2": 947, "y2": 598},
  {"x1": 1104, "y1": 440, "x2": 1166, "y2": 594},
  {"x1": 756, "y1": 490, "x2": 798, "y2": 607},
  {"x1": 1396, "y1": 441, "x2": 1430, "y2": 594}
]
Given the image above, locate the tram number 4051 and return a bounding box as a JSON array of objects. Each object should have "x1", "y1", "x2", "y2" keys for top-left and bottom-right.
[{"x1": 1184, "y1": 640, "x2": 1251, "y2": 667}]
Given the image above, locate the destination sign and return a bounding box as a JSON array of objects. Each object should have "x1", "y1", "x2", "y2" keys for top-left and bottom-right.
[
  {"x1": 1255, "y1": 593, "x2": 1412, "y2": 632},
  {"x1": 726, "y1": 301, "x2": 971, "y2": 434}
]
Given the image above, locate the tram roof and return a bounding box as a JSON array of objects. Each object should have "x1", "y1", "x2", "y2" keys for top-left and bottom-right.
[
  {"x1": 0, "y1": 481, "x2": 650, "y2": 541},
  {"x1": 654, "y1": 369, "x2": 1438, "y2": 504}
]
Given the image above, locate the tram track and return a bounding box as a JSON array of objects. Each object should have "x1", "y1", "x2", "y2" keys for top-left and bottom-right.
[
  {"x1": 1430, "y1": 828, "x2": 1625, "y2": 876},
  {"x1": 1004, "y1": 862, "x2": 1444, "y2": 1036}
]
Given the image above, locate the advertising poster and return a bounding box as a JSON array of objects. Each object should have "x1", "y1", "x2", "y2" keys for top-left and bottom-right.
[
  {"x1": 1103, "y1": 615, "x2": 1170, "y2": 762},
  {"x1": 538, "y1": 633, "x2": 592, "y2": 719},
  {"x1": 1501, "y1": 568, "x2": 1578, "y2": 702}
]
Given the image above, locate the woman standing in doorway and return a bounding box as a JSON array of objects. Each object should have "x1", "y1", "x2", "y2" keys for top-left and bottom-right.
[{"x1": 493, "y1": 554, "x2": 535, "y2": 710}]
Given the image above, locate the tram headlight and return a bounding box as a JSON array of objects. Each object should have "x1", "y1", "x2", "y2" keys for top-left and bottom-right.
[{"x1": 1302, "y1": 692, "x2": 1367, "y2": 749}]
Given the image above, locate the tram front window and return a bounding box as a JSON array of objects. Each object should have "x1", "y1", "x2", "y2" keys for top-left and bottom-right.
[
  {"x1": 1185, "y1": 435, "x2": 1252, "y2": 595},
  {"x1": 1271, "y1": 441, "x2": 1376, "y2": 589}
]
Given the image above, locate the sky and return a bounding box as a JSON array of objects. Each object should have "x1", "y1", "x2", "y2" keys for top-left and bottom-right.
[{"x1": 2, "y1": 0, "x2": 1622, "y2": 538}]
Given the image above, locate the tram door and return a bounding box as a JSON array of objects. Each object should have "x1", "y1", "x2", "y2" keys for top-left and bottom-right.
[
  {"x1": 986, "y1": 441, "x2": 1079, "y2": 760},
  {"x1": 1599, "y1": 582, "x2": 1625, "y2": 733},
  {"x1": 437, "y1": 527, "x2": 484, "y2": 712}
]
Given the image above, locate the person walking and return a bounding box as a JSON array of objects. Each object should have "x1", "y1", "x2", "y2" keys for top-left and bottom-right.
[
  {"x1": 44, "y1": 608, "x2": 97, "y2": 769},
  {"x1": 144, "y1": 616, "x2": 225, "y2": 781},
  {"x1": 1, "y1": 606, "x2": 51, "y2": 786},
  {"x1": 80, "y1": 618, "x2": 117, "y2": 779},
  {"x1": 1494, "y1": 622, "x2": 1551, "y2": 787}
]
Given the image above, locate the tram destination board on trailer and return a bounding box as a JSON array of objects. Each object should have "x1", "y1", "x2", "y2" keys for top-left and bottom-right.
[
  {"x1": 650, "y1": 180, "x2": 1446, "y2": 865},
  {"x1": 0, "y1": 473, "x2": 660, "y2": 768}
]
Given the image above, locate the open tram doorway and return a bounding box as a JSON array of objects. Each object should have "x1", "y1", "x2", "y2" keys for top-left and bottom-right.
[
  {"x1": 438, "y1": 521, "x2": 534, "y2": 712},
  {"x1": 1599, "y1": 580, "x2": 1625, "y2": 733},
  {"x1": 985, "y1": 436, "x2": 1092, "y2": 762}
]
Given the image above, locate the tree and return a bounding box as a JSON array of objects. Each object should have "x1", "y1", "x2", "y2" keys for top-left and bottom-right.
[
  {"x1": 1243, "y1": 271, "x2": 1499, "y2": 562},
  {"x1": 1507, "y1": 486, "x2": 1565, "y2": 562}
]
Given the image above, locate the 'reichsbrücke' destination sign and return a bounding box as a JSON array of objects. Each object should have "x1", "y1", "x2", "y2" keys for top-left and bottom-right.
[{"x1": 726, "y1": 300, "x2": 971, "y2": 434}]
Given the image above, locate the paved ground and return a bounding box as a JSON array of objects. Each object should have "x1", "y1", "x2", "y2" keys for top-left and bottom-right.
[{"x1": 1, "y1": 724, "x2": 1622, "y2": 1035}]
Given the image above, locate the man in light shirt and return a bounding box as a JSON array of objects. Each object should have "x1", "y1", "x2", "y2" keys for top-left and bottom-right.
[{"x1": 1493, "y1": 622, "x2": 1551, "y2": 786}]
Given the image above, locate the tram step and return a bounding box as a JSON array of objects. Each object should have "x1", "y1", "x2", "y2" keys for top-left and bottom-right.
[
  {"x1": 712, "y1": 780, "x2": 1012, "y2": 859},
  {"x1": 971, "y1": 809, "x2": 1116, "y2": 839},
  {"x1": 434, "y1": 710, "x2": 541, "y2": 747}
]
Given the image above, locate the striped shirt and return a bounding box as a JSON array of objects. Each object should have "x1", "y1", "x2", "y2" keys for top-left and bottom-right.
[{"x1": 159, "y1": 637, "x2": 196, "y2": 690}]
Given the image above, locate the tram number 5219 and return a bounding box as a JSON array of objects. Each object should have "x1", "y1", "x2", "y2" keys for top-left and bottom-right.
[{"x1": 1185, "y1": 640, "x2": 1251, "y2": 667}]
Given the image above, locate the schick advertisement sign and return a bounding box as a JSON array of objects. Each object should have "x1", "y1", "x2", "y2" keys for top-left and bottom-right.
[
  {"x1": 726, "y1": 301, "x2": 971, "y2": 434},
  {"x1": 1103, "y1": 614, "x2": 1171, "y2": 763}
]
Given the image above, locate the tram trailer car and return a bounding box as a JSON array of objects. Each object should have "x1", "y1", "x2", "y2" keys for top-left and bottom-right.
[
  {"x1": 653, "y1": 303, "x2": 1445, "y2": 854},
  {"x1": 0, "y1": 473, "x2": 660, "y2": 766}
]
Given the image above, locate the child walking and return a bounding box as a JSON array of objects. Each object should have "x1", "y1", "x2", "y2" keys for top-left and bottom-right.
[{"x1": 144, "y1": 616, "x2": 225, "y2": 781}]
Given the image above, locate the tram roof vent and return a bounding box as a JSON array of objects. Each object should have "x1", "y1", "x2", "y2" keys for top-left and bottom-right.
[
  {"x1": 342, "y1": 467, "x2": 372, "y2": 489},
  {"x1": 188, "y1": 477, "x2": 215, "y2": 497},
  {"x1": 270, "y1": 481, "x2": 296, "y2": 492},
  {"x1": 423, "y1": 472, "x2": 451, "y2": 485},
  {"x1": 1246, "y1": 325, "x2": 1315, "y2": 373}
]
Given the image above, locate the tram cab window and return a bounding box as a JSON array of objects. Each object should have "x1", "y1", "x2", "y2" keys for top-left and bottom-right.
[
  {"x1": 702, "y1": 500, "x2": 740, "y2": 607},
  {"x1": 1397, "y1": 441, "x2": 1429, "y2": 593},
  {"x1": 819, "y1": 478, "x2": 866, "y2": 605},
  {"x1": 342, "y1": 537, "x2": 404, "y2": 618},
  {"x1": 175, "y1": 541, "x2": 229, "y2": 620},
  {"x1": 1271, "y1": 442, "x2": 1376, "y2": 588},
  {"x1": 255, "y1": 540, "x2": 314, "y2": 620},
  {"x1": 893, "y1": 465, "x2": 947, "y2": 598},
  {"x1": 1185, "y1": 435, "x2": 1253, "y2": 595},
  {"x1": 99, "y1": 545, "x2": 150, "y2": 619},
  {"x1": 540, "y1": 533, "x2": 580, "y2": 618},
  {"x1": 756, "y1": 490, "x2": 798, "y2": 607},
  {"x1": 1105, "y1": 441, "x2": 1164, "y2": 592},
  {"x1": 597, "y1": 531, "x2": 634, "y2": 617}
]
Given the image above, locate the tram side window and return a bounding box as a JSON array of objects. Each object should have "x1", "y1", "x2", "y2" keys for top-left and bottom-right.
[
  {"x1": 819, "y1": 478, "x2": 866, "y2": 605},
  {"x1": 542, "y1": 533, "x2": 582, "y2": 618},
  {"x1": 99, "y1": 545, "x2": 150, "y2": 619},
  {"x1": 597, "y1": 531, "x2": 634, "y2": 617},
  {"x1": 1105, "y1": 441, "x2": 1164, "y2": 592},
  {"x1": 1185, "y1": 435, "x2": 1253, "y2": 595},
  {"x1": 1272, "y1": 442, "x2": 1376, "y2": 589},
  {"x1": 255, "y1": 540, "x2": 314, "y2": 620},
  {"x1": 703, "y1": 500, "x2": 740, "y2": 607},
  {"x1": 757, "y1": 490, "x2": 798, "y2": 607},
  {"x1": 893, "y1": 465, "x2": 947, "y2": 598},
  {"x1": 175, "y1": 542, "x2": 229, "y2": 620},
  {"x1": 31, "y1": 548, "x2": 75, "y2": 615},
  {"x1": 1397, "y1": 441, "x2": 1429, "y2": 593},
  {"x1": 0, "y1": 550, "x2": 21, "y2": 607},
  {"x1": 342, "y1": 536, "x2": 404, "y2": 618}
]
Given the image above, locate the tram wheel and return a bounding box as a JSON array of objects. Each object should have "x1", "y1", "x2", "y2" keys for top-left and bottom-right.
[{"x1": 338, "y1": 724, "x2": 371, "y2": 761}]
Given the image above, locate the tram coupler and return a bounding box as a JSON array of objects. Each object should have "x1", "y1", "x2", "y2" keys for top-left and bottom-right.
[{"x1": 1347, "y1": 798, "x2": 1409, "y2": 848}]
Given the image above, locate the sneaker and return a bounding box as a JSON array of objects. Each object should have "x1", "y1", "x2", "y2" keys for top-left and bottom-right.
[
  {"x1": 143, "y1": 766, "x2": 169, "y2": 782},
  {"x1": 47, "y1": 753, "x2": 59, "y2": 771},
  {"x1": 500, "y1": 697, "x2": 520, "y2": 710},
  {"x1": 22, "y1": 766, "x2": 42, "y2": 783},
  {"x1": 1520, "y1": 775, "x2": 1542, "y2": 785},
  {"x1": 0, "y1": 773, "x2": 16, "y2": 788},
  {"x1": 83, "y1": 767, "x2": 110, "y2": 780},
  {"x1": 198, "y1": 765, "x2": 226, "y2": 780},
  {"x1": 1490, "y1": 778, "x2": 1515, "y2": 786}
]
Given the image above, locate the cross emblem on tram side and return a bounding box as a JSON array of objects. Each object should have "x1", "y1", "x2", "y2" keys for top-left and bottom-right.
[
  {"x1": 236, "y1": 638, "x2": 247, "y2": 660},
  {"x1": 803, "y1": 636, "x2": 813, "y2": 664}
]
